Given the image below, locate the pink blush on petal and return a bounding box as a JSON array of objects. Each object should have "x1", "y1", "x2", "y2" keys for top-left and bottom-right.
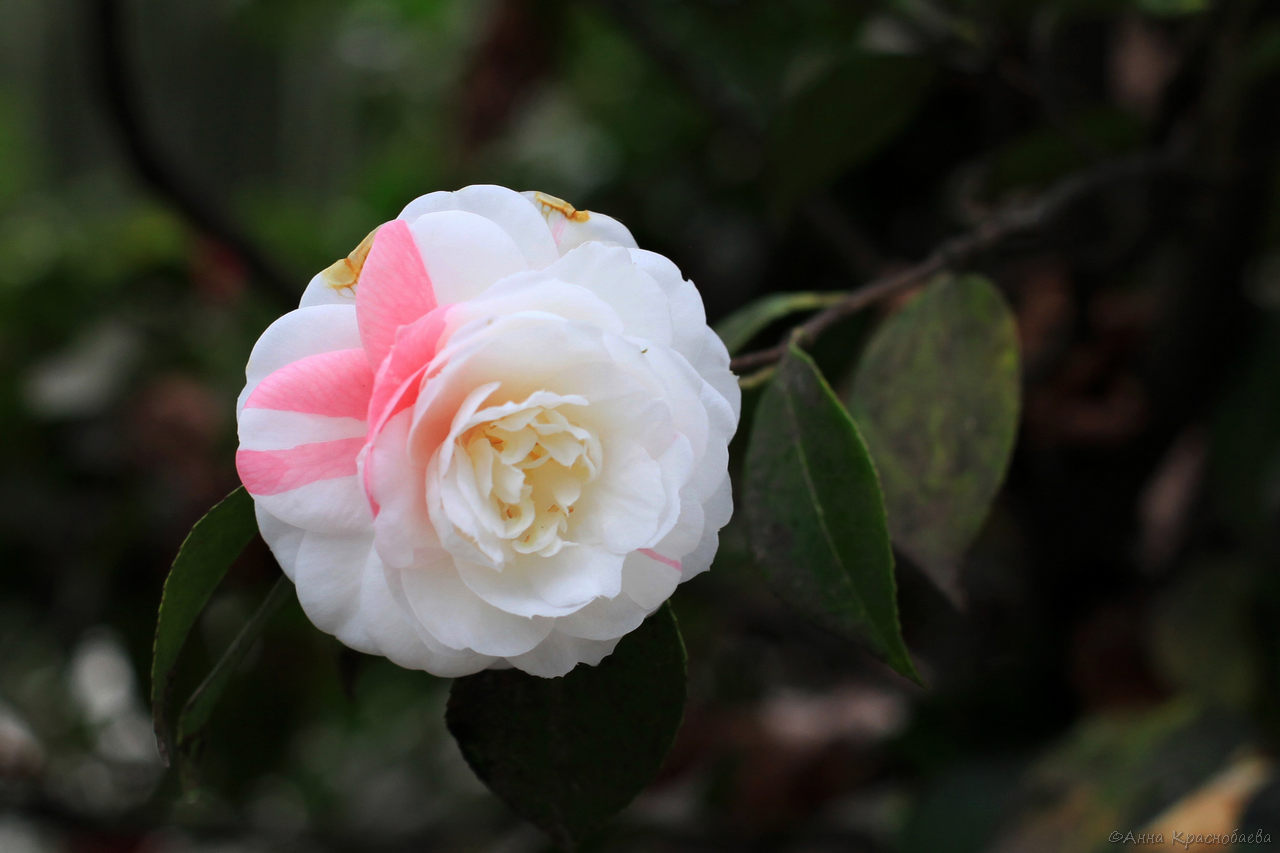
[
  {"x1": 639, "y1": 548, "x2": 682, "y2": 571},
  {"x1": 356, "y1": 220, "x2": 437, "y2": 368},
  {"x1": 243, "y1": 348, "x2": 372, "y2": 419},
  {"x1": 361, "y1": 307, "x2": 452, "y2": 516},
  {"x1": 237, "y1": 437, "x2": 366, "y2": 496}
]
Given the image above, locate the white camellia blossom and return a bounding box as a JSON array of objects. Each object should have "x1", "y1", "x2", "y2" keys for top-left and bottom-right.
[{"x1": 235, "y1": 186, "x2": 739, "y2": 677}]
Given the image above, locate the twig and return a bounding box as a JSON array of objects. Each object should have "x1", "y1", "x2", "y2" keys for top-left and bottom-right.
[
  {"x1": 90, "y1": 0, "x2": 297, "y2": 301},
  {"x1": 729, "y1": 152, "x2": 1176, "y2": 373}
]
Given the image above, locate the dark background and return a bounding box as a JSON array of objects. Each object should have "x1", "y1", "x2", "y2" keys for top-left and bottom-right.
[{"x1": 3, "y1": 0, "x2": 1280, "y2": 850}]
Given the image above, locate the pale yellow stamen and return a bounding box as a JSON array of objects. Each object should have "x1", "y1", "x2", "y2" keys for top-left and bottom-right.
[
  {"x1": 320, "y1": 228, "x2": 377, "y2": 295},
  {"x1": 533, "y1": 191, "x2": 591, "y2": 223}
]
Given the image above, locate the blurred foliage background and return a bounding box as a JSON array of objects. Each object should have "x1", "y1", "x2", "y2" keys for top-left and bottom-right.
[{"x1": 4, "y1": 0, "x2": 1280, "y2": 850}]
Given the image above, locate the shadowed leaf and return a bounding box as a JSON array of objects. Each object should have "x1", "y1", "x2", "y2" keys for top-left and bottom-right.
[
  {"x1": 745, "y1": 343, "x2": 919, "y2": 682},
  {"x1": 848, "y1": 275, "x2": 1020, "y2": 604},
  {"x1": 446, "y1": 605, "x2": 686, "y2": 849},
  {"x1": 175, "y1": 576, "x2": 293, "y2": 789},
  {"x1": 150, "y1": 487, "x2": 258, "y2": 766}
]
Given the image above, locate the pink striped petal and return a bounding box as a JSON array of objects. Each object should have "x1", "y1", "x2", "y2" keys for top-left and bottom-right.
[
  {"x1": 639, "y1": 548, "x2": 682, "y2": 571},
  {"x1": 360, "y1": 308, "x2": 452, "y2": 516},
  {"x1": 366, "y1": 308, "x2": 450, "y2": 433},
  {"x1": 243, "y1": 348, "x2": 372, "y2": 419},
  {"x1": 237, "y1": 437, "x2": 365, "y2": 496},
  {"x1": 357, "y1": 220, "x2": 436, "y2": 368}
]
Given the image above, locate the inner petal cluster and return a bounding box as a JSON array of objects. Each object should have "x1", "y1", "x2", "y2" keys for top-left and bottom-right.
[{"x1": 455, "y1": 403, "x2": 602, "y2": 560}]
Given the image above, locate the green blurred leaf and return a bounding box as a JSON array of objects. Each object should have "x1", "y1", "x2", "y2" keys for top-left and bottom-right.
[
  {"x1": 848, "y1": 275, "x2": 1020, "y2": 604},
  {"x1": 715, "y1": 291, "x2": 845, "y2": 355},
  {"x1": 994, "y1": 702, "x2": 1251, "y2": 850},
  {"x1": 1148, "y1": 558, "x2": 1262, "y2": 711},
  {"x1": 446, "y1": 605, "x2": 686, "y2": 849},
  {"x1": 768, "y1": 52, "x2": 932, "y2": 210},
  {"x1": 151, "y1": 487, "x2": 258, "y2": 766},
  {"x1": 745, "y1": 343, "x2": 919, "y2": 682},
  {"x1": 985, "y1": 108, "x2": 1144, "y2": 195},
  {"x1": 176, "y1": 576, "x2": 293, "y2": 789}
]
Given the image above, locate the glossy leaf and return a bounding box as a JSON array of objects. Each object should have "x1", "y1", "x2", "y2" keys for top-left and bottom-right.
[
  {"x1": 745, "y1": 343, "x2": 919, "y2": 682},
  {"x1": 176, "y1": 576, "x2": 293, "y2": 787},
  {"x1": 847, "y1": 275, "x2": 1020, "y2": 603},
  {"x1": 447, "y1": 605, "x2": 686, "y2": 849},
  {"x1": 768, "y1": 52, "x2": 932, "y2": 210},
  {"x1": 150, "y1": 486, "x2": 258, "y2": 765},
  {"x1": 715, "y1": 290, "x2": 845, "y2": 355}
]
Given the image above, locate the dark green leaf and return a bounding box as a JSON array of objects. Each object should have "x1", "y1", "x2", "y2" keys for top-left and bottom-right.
[
  {"x1": 745, "y1": 343, "x2": 919, "y2": 682},
  {"x1": 847, "y1": 275, "x2": 1020, "y2": 603},
  {"x1": 715, "y1": 291, "x2": 845, "y2": 355},
  {"x1": 768, "y1": 52, "x2": 932, "y2": 210},
  {"x1": 151, "y1": 487, "x2": 258, "y2": 765},
  {"x1": 447, "y1": 605, "x2": 686, "y2": 849},
  {"x1": 176, "y1": 576, "x2": 293, "y2": 788}
]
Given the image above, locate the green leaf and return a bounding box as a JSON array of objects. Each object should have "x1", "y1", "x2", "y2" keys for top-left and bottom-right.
[
  {"x1": 745, "y1": 343, "x2": 919, "y2": 682},
  {"x1": 151, "y1": 486, "x2": 259, "y2": 766},
  {"x1": 715, "y1": 291, "x2": 845, "y2": 355},
  {"x1": 176, "y1": 576, "x2": 293, "y2": 788},
  {"x1": 847, "y1": 275, "x2": 1020, "y2": 604},
  {"x1": 447, "y1": 605, "x2": 686, "y2": 849},
  {"x1": 768, "y1": 52, "x2": 932, "y2": 210}
]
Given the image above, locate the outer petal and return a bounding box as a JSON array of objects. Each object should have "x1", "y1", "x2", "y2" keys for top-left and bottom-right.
[
  {"x1": 356, "y1": 220, "x2": 436, "y2": 369},
  {"x1": 387, "y1": 549, "x2": 555, "y2": 658},
  {"x1": 237, "y1": 305, "x2": 361, "y2": 414},
  {"x1": 504, "y1": 631, "x2": 620, "y2": 678},
  {"x1": 406, "y1": 210, "x2": 529, "y2": 306},
  {"x1": 238, "y1": 346, "x2": 375, "y2": 532},
  {"x1": 455, "y1": 546, "x2": 625, "y2": 619},
  {"x1": 398, "y1": 185, "x2": 560, "y2": 270},
  {"x1": 627, "y1": 248, "x2": 708, "y2": 361},
  {"x1": 677, "y1": 475, "x2": 733, "y2": 580},
  {"x1": 623, "y1": 550, "x2": 683, "y2": 609},
  {"x1": 292, "y1": 530, "x2": 494, "y2": 676},
  {"x1": 543, "y1": 243, "x2": 673, "y2": 346},
  {"x1": 522, "y1": 191, "x2": 638, "y2": 253}
]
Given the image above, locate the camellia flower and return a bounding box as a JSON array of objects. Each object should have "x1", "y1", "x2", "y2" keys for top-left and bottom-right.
[{"x1": 235, "y1": 186, "x2": 739, "y2": 677}]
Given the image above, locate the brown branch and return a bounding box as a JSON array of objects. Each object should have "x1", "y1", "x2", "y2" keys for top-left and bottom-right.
[
  {"x1": 90, "y1": 0, "x2": 297, "y2": 302},
  {"x1": 729, "y1": 153, "x2": 1177, "y2": 373}
]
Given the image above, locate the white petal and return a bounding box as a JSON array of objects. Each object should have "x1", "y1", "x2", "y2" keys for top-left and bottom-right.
[
  {"x1": 388, "y1": 549, "x2": 554, "y2": 658},
  {"x1": 504, "y1": 631, "x2": 620, "y2": 678},
  {"x1": 250, "y1": 475, "x2": 373, "y2": 534},
  {"x1": 521, "y1": 191, "x2": 638, "y2": 253},
  {"x1": 678, "y1": 475, "x2": 733, "y2": 581},
  {"x1": 291, "y1": 529, "x2": 493, "y2": 676},
  {"x1": 255, "y1": 504, "x2": 305, "y2": 581},
  {"x1": 455, "y1": 544, "x2": 624, "y2": 618},
  {"x1": 622, "y1": 550, "x2": 682, "y2": 610},
  {"x1": 399, "y1": 185, "x2": 561, "y2": 270},
  {"x1": 407, "y1": 210, "x2": 530, "y2": 306},
  {"x1": 299, "y1": 268, "x2": 358, "y2": 309},
  {"x1": 627, "y1": 247, "x2": 708, "y2": 359},
  {"x1": 577, "y1": 443, "x2": 669, "y2": 553},
  {"x1": 545, "y1": 243, "x2": 673, "y2": 345},
  {"x1": 238, "y1": 410, "x2": 366, "y2": 451},
  {"x1": 556, "y1": 588, "x2": 651, "y2": 641}
]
